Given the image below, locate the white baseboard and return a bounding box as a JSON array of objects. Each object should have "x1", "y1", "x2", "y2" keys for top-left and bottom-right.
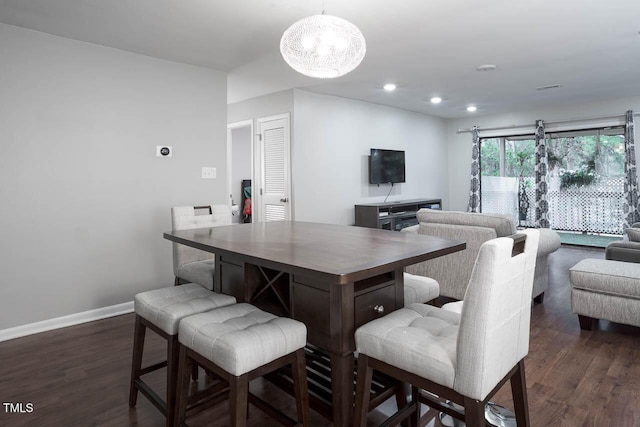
[{"x1": 0, "y1": 301, "x2": 134, "y2": 343}]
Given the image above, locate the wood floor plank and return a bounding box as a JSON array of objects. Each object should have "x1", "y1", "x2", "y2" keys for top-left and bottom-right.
[{"x1": 0, "y1": 246, "x2": 639, "y2": 426}]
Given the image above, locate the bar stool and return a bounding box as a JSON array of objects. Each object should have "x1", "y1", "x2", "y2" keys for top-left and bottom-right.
[
  {"x1": 128, "y1": 283, "x2": 236, "y2": 427},
  {"x1": 174, "y1": 303, "x2": 310, "y2": 427}
]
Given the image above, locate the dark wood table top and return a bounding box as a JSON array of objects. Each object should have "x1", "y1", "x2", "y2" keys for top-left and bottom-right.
[{"x1": 164, "y1": 221, "x2": 465, "y2": 284}]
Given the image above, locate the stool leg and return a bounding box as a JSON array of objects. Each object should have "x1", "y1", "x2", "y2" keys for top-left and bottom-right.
[
  {"x1": 394, "y1": 381, "x2": 410, "y2": 427},
  {"x1": 174, "y1": 345, "x2": 192, "y2": 427},
  {"x1": 229, "y1": 374, "x2": 249, "y2": 427},
  {"x1": 409, "y1": 386, "x2": 420, "y2": 427},
  {"x1": 463, "y1": 397, "x2": 484, "y2": 427},
  {"x1": 511, "y1": 360, "x2": 531, "y2": 427},
  {"x1": 354, "y1": 354, "x2": 373, "y2": 427},
  {"x1": 191, "y1": 363, "x2": 199, "y2": 381},
  {"x1": 166, "y1": 335, "x2": 180, "y2": 427},
  {"x1": 291, "y1": 348, "x2": 310, "y2": 426},
  {"x1": 129, "y1": 315, "x2": 146, "y2": 407}
]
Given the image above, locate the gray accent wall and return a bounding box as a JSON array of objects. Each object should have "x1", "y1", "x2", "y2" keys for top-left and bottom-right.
[{"x1": 0, "y1": 24, "x2": 228, "y2": 330}]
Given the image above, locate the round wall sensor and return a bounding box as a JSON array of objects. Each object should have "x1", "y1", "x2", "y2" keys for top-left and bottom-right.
[{"x1": 156, "y1": 145, "x2": 173, "y2": 157}]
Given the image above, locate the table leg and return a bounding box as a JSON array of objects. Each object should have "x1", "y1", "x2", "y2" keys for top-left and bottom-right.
[{"x1": 330, "y1": 351, "x2": 354, "y2": 427}]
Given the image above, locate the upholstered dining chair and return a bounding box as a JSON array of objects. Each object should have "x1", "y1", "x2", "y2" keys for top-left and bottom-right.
[
  {"x1": 172, "y1": 205, "x2": 231, "y2": 289},
  {"x1": 403, "y1": 272, "x2": 439, "y2": 306},
  {"x1": 354, "y1": 229, "x2": 539, "y2": 427}
]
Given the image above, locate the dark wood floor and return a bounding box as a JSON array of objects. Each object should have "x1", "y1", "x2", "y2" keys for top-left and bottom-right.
[{"x1": 1, "y1": 246, "x2": 639, "y2": 427}]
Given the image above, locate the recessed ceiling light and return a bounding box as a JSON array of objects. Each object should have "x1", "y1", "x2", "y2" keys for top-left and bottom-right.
[
  {"x1": 383, "y1": 83, "x2": 397, "y2": 92},
  {"x1": 430, "y1": 97, "x2": 442, "y2": 104},
  {"x1": 467, "y1": 105, "x2": 477, "y2": 112},
  {"x1": 476, "y1": 64, "x2": 497, "y2": 72}
]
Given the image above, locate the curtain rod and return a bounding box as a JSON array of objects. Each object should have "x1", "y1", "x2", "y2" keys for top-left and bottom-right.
[{"x1": 456, "y1": 112, "x2": 640, "y2": 134}]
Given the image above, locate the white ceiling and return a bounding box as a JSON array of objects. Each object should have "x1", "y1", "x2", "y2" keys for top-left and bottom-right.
[{"x1": 1, "y1": 0, "x2": 639, "y2": 118}]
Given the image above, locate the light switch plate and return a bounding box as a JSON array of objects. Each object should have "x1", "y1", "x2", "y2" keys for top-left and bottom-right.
[
  {"x1": 202, "y1": 167, "x2": 216, "y2": 179},
  {"x1": 156, "y1": 146, "x2": 173, "y2": 157}
]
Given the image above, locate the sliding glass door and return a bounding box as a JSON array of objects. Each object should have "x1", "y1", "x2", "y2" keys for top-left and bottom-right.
[
  {"x1": 480, "y1": 128, "x2": 625, "y2": 235},
  {"x1": 480, "y1": 136, "x2": 536, "y2": 226},
  {"x1": 546, "y1": 128, "x2": 625, "y2": 234}
]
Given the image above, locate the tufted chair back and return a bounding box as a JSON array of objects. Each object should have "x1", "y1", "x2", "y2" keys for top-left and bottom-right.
[{"x1": 171, "y1": 205, "x2": 231, "y2": 276}]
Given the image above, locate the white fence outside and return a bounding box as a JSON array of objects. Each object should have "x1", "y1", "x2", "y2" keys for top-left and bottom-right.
[{"x1": 481, "y1": 176, "x2": 624, "y2": 235}]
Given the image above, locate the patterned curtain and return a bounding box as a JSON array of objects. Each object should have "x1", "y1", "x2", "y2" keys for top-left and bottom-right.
[
  {"x1": 623, "y1": 110, "x2": 639, "y2": 228},
  {"x1": 468, "y1": 126, "x2": 481, "y2": 213},
  {"x1": 534, "y1": 120, "x2": 549, "y2": 228}
]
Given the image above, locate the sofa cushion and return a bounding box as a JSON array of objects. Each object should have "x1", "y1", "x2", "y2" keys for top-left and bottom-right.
[
  {"x1": 570, "y1": 259, "x2": 640, "y2": 299},
  {"x1": 626, "y1": 227, "x2": 640, "y2": 242},
  {"x1": 605, "y1": 240, "x2": 640, "y2": 263},
  {"x1": 416, "y1": 210, "x2": 516, "y2": 237}
]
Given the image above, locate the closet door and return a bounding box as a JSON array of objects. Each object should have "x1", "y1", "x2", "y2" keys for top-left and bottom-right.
[{"x1": 257, "y1": 113, "x2": 291, "y2": 221}]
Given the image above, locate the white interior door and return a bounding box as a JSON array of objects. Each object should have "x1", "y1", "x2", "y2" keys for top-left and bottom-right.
[{"x1": 258, "y1": 114, "x2": 291, "y2": 221}]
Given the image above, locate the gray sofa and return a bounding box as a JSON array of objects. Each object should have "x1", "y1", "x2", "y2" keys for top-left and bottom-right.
[{"x1": 402, "y1": 209, "x2": 561, "y2": 302}]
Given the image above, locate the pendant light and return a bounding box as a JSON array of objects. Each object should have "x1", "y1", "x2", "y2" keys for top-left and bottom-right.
[{"x1": 280, "y1": 11, "x2": 366, "y2": 79}]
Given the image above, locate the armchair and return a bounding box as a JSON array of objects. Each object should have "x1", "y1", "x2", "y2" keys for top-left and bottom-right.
[{"x1": 605, "y1": 222, "x2": 640, "y2": 263}]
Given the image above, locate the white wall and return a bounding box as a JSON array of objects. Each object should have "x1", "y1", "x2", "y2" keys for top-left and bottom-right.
[
  {"x1": 227, "y1": 90, "x2": 293, "y2": 124},
  {"x1": 447, "y1": 96, "x2": 640, "y2": 211},
  {"x1": 227, "y1": 90, "x2": 294, "y2": 222},
  {"x1": 0, "y1": 24, "x2": 228, "y2": 330},
  {"x1": 293, "y1": 90, "x2": 448, "y2": 225}
]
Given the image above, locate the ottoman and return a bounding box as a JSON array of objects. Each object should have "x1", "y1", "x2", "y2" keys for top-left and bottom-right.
[{"x1": 569, "y1": 259, "x2": 640, "y2": 330}]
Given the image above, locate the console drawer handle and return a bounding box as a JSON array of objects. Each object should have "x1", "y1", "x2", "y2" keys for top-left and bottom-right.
[{"x1": 374, "y1": 305, "x2": 385, "y2": 315}]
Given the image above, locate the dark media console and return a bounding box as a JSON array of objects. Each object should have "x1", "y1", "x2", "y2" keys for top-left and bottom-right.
[{"x1": 354, "y1": 198, "x2": 442, "y2": 231}]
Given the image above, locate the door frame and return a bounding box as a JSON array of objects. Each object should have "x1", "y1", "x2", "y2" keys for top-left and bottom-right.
[{"x1": 226, "y1": 120, "x2": 254, "y2": 222}]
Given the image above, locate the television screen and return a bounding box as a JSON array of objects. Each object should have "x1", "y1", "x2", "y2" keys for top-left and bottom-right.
[{"x1": 369, "y1": 149, "x2": 406, "y2": 184}]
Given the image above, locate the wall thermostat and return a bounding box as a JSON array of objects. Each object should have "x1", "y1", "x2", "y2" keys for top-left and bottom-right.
[{"x1": 156, "y1": 146, "x2": 173, "y2": 157}]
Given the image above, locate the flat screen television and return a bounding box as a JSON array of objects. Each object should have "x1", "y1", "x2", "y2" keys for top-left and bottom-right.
[{"x1": 369, "y1": 148, "x2": 406, "y2": 184}]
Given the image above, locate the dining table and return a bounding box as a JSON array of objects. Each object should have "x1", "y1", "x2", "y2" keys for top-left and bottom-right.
[{"x1": 164, "y1": 220, "x2": 465, "y2": 426}]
